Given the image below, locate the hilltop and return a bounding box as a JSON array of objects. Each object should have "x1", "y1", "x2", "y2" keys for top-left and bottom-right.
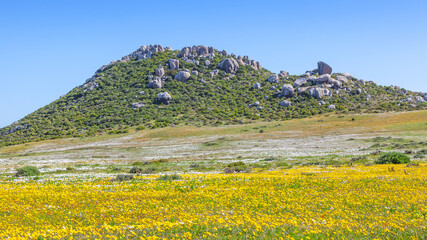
[{"x1": 1, "y1": 44, "x2": 426, "y2": 146}]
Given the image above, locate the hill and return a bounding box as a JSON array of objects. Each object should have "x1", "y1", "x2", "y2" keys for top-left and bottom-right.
[{"x1": 1, "y1": 44, "x2": 426, "y2": 146}]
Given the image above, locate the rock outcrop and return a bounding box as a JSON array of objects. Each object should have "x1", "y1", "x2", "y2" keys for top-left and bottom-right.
[
  {"x1": 6, "y1": 124, "x2": 29, "y2": 135},
  {"x1": 281, "y1": 84, "x2": 295, "y2": 98},
  {"x1": 329, "y1": 79, "x2": 342, "y2": 89},
  {"x1": 253, "y1": 82, "x2": 262, "y2": 89},
  {"x1": 317, "y1": 61, "x2": 332, "y2": 75},
  {"x1": 336, "y1": 75, "x2": 349, "y2": 84},
  {"x1": 168, "y1": 59, "x2": 179, "y2": 70},
  {"x1": 175, "y1": 71, "x2": 191, "y2": 82},
  {"x1": 234, "y1": 55, "x2": 262, "y2": 70},
  {"x1": 267, "y1": 74, "x2": 279, "y2": 83},
  {"x1": 294, "y1": 77, "x2": 307, "y2": 87},
  {"x1": 278, "y1": 71, "x2": 288, "y2": 78},
  {"x1": 131, "y1": 102, "x2": 145, "y2": 109},
  {"x1": 121, "y1": 44, "x2": 165, "y2": 62},
  {"x1": 219, "y1": 58, "x2": 239, "y2": 73},
  {"x1": 157, "y1": 92, "x2": 172, "y2": 104},
  {"x1": 309, "y1": 88, "x2": 332, "y2": 99},
  {"x1": 177, "y1": 45, "x2": 215, "y2": 59},
  {"x1": 155, "y1": 65, "x2": 164, "y2": 77},
  {"x1": 312, "y1": 74, "x2": 331, "y2": 84},
  {"x1": 210, "y1": 69, "x2": 219, "y2": 78},
  {"x1": 279, "y1": 100, "x2": 292, "y2": 107},
  {"x1": 147, "y1": 77, "x2": 163, "y2": 89}
]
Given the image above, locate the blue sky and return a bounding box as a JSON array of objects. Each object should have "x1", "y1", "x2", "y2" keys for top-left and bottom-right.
[{"x1": 0, "y1": 0, "x2": 426, "y2": 128}]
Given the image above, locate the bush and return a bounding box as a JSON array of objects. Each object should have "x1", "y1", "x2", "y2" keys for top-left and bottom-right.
[
  {"x1": 375, "y1": 152, "x2": 410, "y2": 164},
  {"x1": 130, "y1": 166, "x2": 158, "y2": 174},
  {"x1": 227, "y1": 161, "x2": 245, "y2": 167},
  {"x1": 157, "y1": 174, "x2": 182, "y2": 181},
  {"x1": 224, "y1": 161, "x2": 251, "y2": 173},
  {"x1": 129, "y1": 167, "x2": 142, "y2": 173},
  {"x1": 113, "y1": 174, "x2": 134, "y2": 182},
  {"x1": 15, "y1": 166, "x2": 40, "y2": 177}
]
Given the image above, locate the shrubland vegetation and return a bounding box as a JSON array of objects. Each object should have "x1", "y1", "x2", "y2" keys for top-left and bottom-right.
[{"x1": 0, "y1": 49, "x2": 425, "y2": 147}]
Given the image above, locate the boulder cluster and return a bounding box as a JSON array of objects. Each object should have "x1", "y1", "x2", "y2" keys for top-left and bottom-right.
[
  {"x1": 85, "y1": 44, "x2": 425, "y2": 112},
  {"x1": 275, "y1": 62, "x2": 354, "y2": 100},
  {"x1": 121, "y1": 44, "x2": 167, "y2": 62},
  {"x1": 234, "y1": 55, "x2": 262, "y2": 71},
  {"x1": 5, "y1": 124, "x2": 29, "y2": 135},
  {"x1": 147, "y1": 65, "x2": 167, "y2": 89},
  {"x1": 177, "y1": 45, "x2": 216, "y2": 59}
]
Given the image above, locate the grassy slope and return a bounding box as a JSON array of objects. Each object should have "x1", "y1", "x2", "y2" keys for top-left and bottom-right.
[{"x1": 1, "y1": 110, "x2": 425, "y2": 155}]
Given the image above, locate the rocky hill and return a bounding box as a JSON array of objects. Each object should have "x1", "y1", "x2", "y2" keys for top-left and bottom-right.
[{"x1": 1, "y1": 44, "x2": 426, "y2": 146}]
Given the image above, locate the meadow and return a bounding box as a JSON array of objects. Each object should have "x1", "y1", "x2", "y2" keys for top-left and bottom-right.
[
  {"x1": 1, "y1": 164, "x2": 426, "y2": 239},
  {"x1": 0, "y1": 111, "x2": 426, "y2": 239}
]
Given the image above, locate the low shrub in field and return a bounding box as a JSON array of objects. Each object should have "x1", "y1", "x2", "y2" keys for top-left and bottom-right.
[
  {"x1": 15, "y1": 166, "x2": 40, "y2": 177},
  {"x1": 129, "y1": 166, "x2": 158, "y2": 174},
  {"x1": 142, "y1": 167, "x2": 158, "y2": 174},
  {"x1": 375, "y1": 152, "x2": 410, "y2": 164},
  {"x1": 129, "y1": 167, "x2": 142, "y2": 173},
  {"x1": 157, "y1": 174, "x2": 182, "y2": 181},
  {"x1": 224, "y1": 161, "x2": 251, "y2": 173},
  {"x1": 113, "y1": 174, "x2": 134, "y2": 182}
]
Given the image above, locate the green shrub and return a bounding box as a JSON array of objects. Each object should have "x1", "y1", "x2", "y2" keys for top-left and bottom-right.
[
  {"x1": 15, "y1": 166, "x2": 40, "y2": 177},
  {"x1": 227, "y1": 161, "x2": 245, "y2": 167},
  {"x1": 66, "y1": 167, "x2": 75, "y2": 171},
  {"x1": 157, "y1": 174, "x2": 182, "y2": 181},
  {"x1": 224, "y1": 161, "x2": 250, "y2": 173},
  {"x1": 375, "y1": 152, "x2": 410, "y2": 164},
  {"x1": 112, "y1": 167, "x2": 122, "y2": 172},
  {"x1": 142, "y1": 167, "x2": 158, "y2": 174},
  {"x1": 129, "y1": 167, "x2": 142, "y2": 173},
  {"x1": 113, "y1": 174, "x2": 134, "y2": 181}
]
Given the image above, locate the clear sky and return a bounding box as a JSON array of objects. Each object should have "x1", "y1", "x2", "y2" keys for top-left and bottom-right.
[{"x1": 1, "y1": 0, "x2": 426, "y2": 128}]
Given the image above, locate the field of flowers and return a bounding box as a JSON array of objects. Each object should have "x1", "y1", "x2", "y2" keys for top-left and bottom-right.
[{"x1": 0, "y1": 164, "x2": 426, "y2": 239}]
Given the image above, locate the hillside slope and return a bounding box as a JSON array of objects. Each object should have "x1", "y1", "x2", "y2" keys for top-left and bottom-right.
[{"x1": 1, "y1": 44, "x2": 426, "y2": 146}]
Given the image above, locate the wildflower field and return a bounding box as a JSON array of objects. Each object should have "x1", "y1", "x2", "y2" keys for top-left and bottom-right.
[{"x1": 1, "y1": 164, "x2": 426, "y2": 239}]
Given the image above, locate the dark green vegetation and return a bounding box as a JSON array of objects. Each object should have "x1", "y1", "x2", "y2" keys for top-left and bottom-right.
[
  {"x1": 1, "y1": 47, "x2": 426, "y2": 147},
  {"x1": 15, "y1": 166, "x2": 40, "y2": 177},
  {"x1": 224, "y1": 161, "x2": 251, "y2": 173},
  {"x1": 375, "y1": 152, "x2": 411, "y2": 164},
  {"x1": 157, "y1": 174, "x2": 182, "y2": 181}
]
